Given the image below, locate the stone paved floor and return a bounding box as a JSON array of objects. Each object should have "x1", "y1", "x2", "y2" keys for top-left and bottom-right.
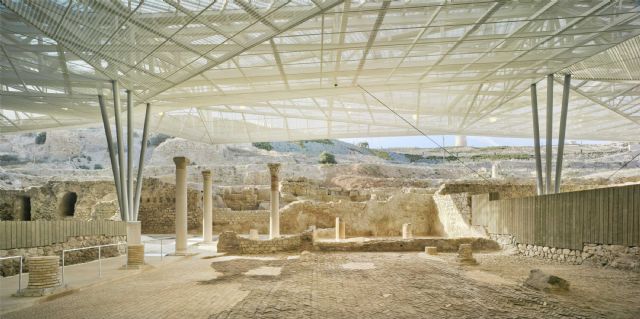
[{"x1": 3, "y1": 252, "x2": 639, "y2": 319}]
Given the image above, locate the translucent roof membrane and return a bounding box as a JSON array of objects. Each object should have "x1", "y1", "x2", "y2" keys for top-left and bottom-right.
[{"x1": 1, "y1": 0, "x2": 640, "y2": 142}]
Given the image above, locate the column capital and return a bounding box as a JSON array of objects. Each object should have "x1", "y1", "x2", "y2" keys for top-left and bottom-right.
[
  {"x1": 201, "y1": 170, "x2": 212, "y2": 178},
  {"x1": 173, "y1": 156, "x2": 190, "y2": 168},
  {"x1": 267, "y1": 163, "x2": 281, "y2": 191},
  {"x1": 267, "y1": 163, "x2": 281, "y2": 176}
]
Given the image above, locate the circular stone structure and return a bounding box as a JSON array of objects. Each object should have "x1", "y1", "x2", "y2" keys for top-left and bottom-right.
[
  {"x1": 16, "y1": 256, "x2": 60, "y2": 296},
  {"x1": 127, "y1": 244, "x2": 145, "y2": 268}
]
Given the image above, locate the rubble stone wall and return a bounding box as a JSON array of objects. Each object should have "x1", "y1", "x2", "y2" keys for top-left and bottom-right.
[
  {"x1": 213, "y1": 208, "x2": 270, "y2": 234},
  {"x1": 278, "y1": 190, "x2": 444, "y2": 237},
  {"x1": 314, "y1": 237, "x2": 500, "y2": 252},
  {"x1": 491, "y1": 234, "x2": 640, "y2": 271},
  {"x1": 138, "y1": 178, "x2": 203, "y2": 233},
  {"x1": 0, "y1": 181, "x2": 119, "y2": 221},
  {"x1": 217, "y1": 231, "x2": 314, "y2": 254},
  {"x1": 0, "y1": 235, "x2": 126, "y2": 277}
]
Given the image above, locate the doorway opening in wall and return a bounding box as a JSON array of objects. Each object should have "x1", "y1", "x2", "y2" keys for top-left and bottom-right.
[
  {"x1": 19, "y1": 196, "x2": 31, "y2": 220},
  {"x1": 59, "y1": 192, "x2": 78, "y2": 217}
]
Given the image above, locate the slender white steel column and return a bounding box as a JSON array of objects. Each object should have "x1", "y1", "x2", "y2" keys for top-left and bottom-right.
[
  {"x1": 133, "y1": 103, "x2": 152, "y2": 221},
  {"x1": 555, "y1": 74, "x2": 571, "y2": 194},
  {"x1": 112, "y1": 81, "x2": 129, "y2": 220},
  {"x1": 126, "y1": 90, "x2": 134, "y2": 221},
  {"x1": 545, "y1": 74, "x2": 554, "y2": 194},
  {"x1": 174, "y1": 156, "x2": 190, "y2": 255},
  {"x1": 98, "y1": 95, "x2": 125, "y2": 219},
  {"x1": 530, "y1": 84, "x2": 544, "y2": 195},
  {"x1": 201, "y1": 170, "x2": 213, "y2": 243},
  {"x1": 267, "y1": 163, "x2": 281, "y2": 239}
]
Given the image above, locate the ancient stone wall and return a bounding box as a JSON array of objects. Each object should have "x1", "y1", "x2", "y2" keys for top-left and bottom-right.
[
  {"x1": 138, "y1": 178, "x2": 203, "y2": 234},
  {"x1": 212, "y1": 208, "x2": 270, "y2": 234},
  {"x1": 278, "y1": 190, "x2": 444, "y2": 237},
  {"x1": 217, "y1": 231, "x2": 313, "y2": 254},
  {"x1": 314, "y1": 237, "x2": 500, "y2": 252},
  {"x1": 436, "y1": 183, "x2": 536, "y2": 199},
  {"x1": 491, "y1": 234, "x2": 640, "y2": 272},
  {"x1": 433, "y1": 193, "x2": 487, "y2": 238},
  {"x1": 0, "y1": 235, "x2": 126, "y2": 277},
  {"x1": 0, "y1": 181, "x2": 118, "y2": 221}
]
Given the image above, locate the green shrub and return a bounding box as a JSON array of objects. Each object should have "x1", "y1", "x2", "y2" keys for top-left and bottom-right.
[
  {"x1": 78, "y1": 165, "x2": 91, "y2": 170},
  {"x1": 252, "y1": 142, "x2": 273, "y2": 151},
  {"x1": 0, "y1": 154, "x2": 24, "y2": 165},
  {"x1": 357, "y1": 142, "x2": 369, "y2": 149},
  {"x1": 370, "y1": 149, "x2": 391, "y2": 160},
  {"x1": 35, "y1": 132, "x2": 47, "y2": 145},
  {"x1": 404, "y1": 154, "x2": 424, "y2": 163},
  {"x1": 94, "y1": 164, "x2": 104, "y2": 170},
  {"x1": 319, "y1": 151, "x2": 337, "y2": 164}
]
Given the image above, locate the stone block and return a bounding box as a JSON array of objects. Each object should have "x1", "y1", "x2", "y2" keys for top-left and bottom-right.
[
  {"x1": 424, "y1": 246, "x2": 437, "y2": 255},
  {"x1": 249, "y1": 229, "x2": 259, "y2": 240},
  {"x1": 525, "y1": 269, "x2": 569, "y2": 292},
  {"x1": 456, "y1": 244, "x2": 477, "y2": 265}
]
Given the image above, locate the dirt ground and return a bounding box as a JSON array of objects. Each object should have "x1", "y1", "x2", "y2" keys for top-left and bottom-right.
[{"x1": 3, "y1": 251, "x2": 639, "y2": 319}]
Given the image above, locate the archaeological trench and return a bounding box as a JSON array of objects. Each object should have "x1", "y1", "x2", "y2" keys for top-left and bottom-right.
[{"x1": 1, "y1": 148, "x2": 640, "y2": 318}]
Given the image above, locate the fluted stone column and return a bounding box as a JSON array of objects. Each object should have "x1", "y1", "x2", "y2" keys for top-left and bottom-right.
[
  {"x1": 174, "y1": 157, "x2": 189, "y2": 255},
  {"x1": 202, "y1": 170, "x2": 213, "y2": 244},
  {"x1": 267, "y1": 163, "x2": 281, "y2": 239}
]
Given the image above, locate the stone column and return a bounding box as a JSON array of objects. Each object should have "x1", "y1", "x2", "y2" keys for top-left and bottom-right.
[
  {"x1": 335, "y1": 217, "x2": 341, "y2": 241},
  {"x1": 174, "y1": 156, "x2": 190, "y2": 255},
  {"x1": 17, "y1": 256, "x2": 60, "y2": 296},
  {"x1": 126, "y1": 221, "x2": 143, "y2": 267},
  {"x1": 127, "y1": 221, "x2": 141, "y2": 244},
  {"x1": 127, "y1": 244, "x2": 145, "y2": 268},
  {"x1": 402, "y1": 223, "x2": 412, "y2": 239},
  {"x1": 267, "y1": 163, "x2": 281, "y2": 239},
  {"x1": 202, "y1": 170, "x2": 213, "y2": 244},
  {"x1": 339, "y1": 222, "x2": 346, "y2": 240}
]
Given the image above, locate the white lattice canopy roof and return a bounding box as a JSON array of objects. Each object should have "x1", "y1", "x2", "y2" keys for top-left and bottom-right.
[{"x1": 1, "y1": 0, "x2": 640, "y2": 142}]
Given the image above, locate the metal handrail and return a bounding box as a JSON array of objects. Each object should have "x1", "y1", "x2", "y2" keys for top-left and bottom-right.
[
  {"x1": 0, "y1": 256, "x2": 23, "y2": 292},
  {"x1": 142, "y1": 237, "x2": 175, "y2": 260},
  {"x1": 61, "y1": 242, "x2": 127, "y2": 286}
]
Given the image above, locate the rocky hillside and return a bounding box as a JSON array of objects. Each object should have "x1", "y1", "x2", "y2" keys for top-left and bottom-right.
[{"x1": 0, "y1": 128, "x2": 639, "y2": 190}]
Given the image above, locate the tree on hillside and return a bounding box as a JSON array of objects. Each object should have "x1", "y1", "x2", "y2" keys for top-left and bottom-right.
[
  {"x1": 319, "y1": 151, "x2": 337, "y2": 164},
  {"x1": 35, "y1": 132, "x2": 47, "y2": 145}
]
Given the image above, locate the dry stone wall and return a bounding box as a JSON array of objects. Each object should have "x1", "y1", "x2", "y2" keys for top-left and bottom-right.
[{"x1": 491, "y1": 234, "x2": 640, "y2": 271}]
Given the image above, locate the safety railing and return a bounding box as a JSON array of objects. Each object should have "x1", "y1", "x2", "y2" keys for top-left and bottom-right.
[
  {"x1": 142, "y1": 237, "x2": 175, "y2": 260},
  {"x1": 0, "y1": 255, "x2": 23, "y2": 293},
  {"x1": 61, "y1": 242, "x2": 127, "y2": 286}
]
